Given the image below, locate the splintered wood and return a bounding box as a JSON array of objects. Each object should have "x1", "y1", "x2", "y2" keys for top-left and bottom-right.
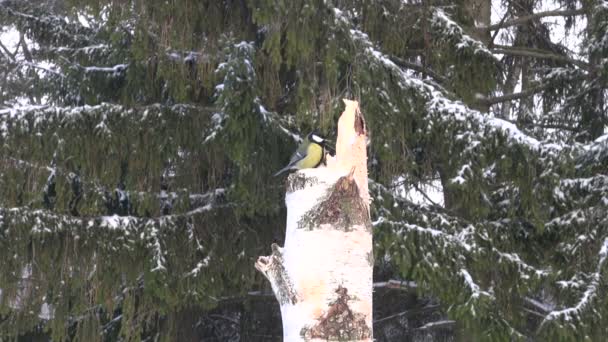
[{"x1": 326, "y1": 99, "x2": 369, "y2": 212}]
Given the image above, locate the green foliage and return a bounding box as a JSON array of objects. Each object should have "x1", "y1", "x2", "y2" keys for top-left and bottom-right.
[{"x1": 0, "y1": 0, "x2": 607, "y2": 340}]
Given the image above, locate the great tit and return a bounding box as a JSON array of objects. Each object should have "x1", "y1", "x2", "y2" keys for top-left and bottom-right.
[{"x1": 273, "y1": 132, "x2": 332, "y2": 177}]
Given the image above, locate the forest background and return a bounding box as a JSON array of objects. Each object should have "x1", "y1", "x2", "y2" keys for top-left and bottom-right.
[{"x1": 0, "y1": 0, "x2": 607, "y2": 340}]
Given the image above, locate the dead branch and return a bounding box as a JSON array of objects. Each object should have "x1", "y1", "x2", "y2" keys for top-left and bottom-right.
[{"x1": 484, "y1": 8, "x2": 585, "y2": 31}]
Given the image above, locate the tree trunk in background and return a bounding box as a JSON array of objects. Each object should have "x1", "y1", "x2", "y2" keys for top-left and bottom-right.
[
  {"x1": 500, "y1": 58, "x2": 522, "y2": 119},
  {"x1": 514, "y1": 0, "x2": 535, "y2": 127},
  {"x1": 464, "y1": 0, "x2": 492, "y2": 114},
  {"x1": 2, "y1": 0, "x2": 608, "y2": 340},
  {"x1": 582, "y1": 2, "x2": 606, "y2": 141},
  {"x1": 440, "y1": 0, "x2": 492, "y2": 210},
  {"x1": 256, "y1": 100, "x2": 372, "y2": 341},
  {"x1": 464, "y1": 0, "x2": 491, "y2": 45}
]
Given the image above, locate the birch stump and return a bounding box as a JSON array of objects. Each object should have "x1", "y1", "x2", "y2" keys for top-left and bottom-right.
[{"x1": 255, "y1": 100, "x2": 372, "y2": 341}]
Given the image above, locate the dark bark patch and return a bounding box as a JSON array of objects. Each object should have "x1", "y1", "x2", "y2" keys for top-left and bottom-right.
[
  {"x1": 298, "y1": 175, "x2": 371, "y2": 232},
  {"x1": 354, "y1": 108, "x2": 367, "y2": 135},
  {"x1": 287, "y1": 173, "x2": 319, "y2": 193},
  {"x1": 301, "y1": 285, "x2": 371, "y2": 340}
]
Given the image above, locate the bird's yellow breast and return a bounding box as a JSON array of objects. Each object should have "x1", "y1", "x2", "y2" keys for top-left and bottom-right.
[{"x1": 296, "y1": 143, "x2": 323, "y2": 169}]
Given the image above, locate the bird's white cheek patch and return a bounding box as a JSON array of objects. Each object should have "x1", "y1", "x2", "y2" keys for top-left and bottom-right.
[{"x1": 311, "y1": 134, "x2": 324, "y2": 144}]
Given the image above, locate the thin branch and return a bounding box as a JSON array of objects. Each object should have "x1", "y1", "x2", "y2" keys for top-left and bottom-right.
[
  {"x1": 19, "y1": 32, "x2": 33, "y2": 62},
  {"x1": 389, "y1": 56, "x2": 448, "y2": 85},
  {"x1": 101, "y1": 314, "x2": 123, "y2": 332},
  {"x1": 415, "y1": 320, "x2": 456, "y2": 330},
  {"x1": 0, "y1": 40, "x2": 16, "y2": 61},
  {"x1": 21, "y1": 61, "x2": 66, "y2": 78},
  {"x1": 524, "y1": 297, "x2": 552, "y2": 314},
  {"x1": 413, "y1": 183, "x2": 442, "y2": 208},
  {"x1": 484, "y1": 9, "x2": 585, "y2": 31},
  {"x1": 479, "y1": 85, "x2": 547, "y2": 105},
  {"x1": 374, "y1": 305, "x2": 441, "y2": 324},
  {"x1": 492, "y1": 45, "x2": 590, "y2": 69},
  {"x1": 523, "y1": 307, "x2": 545, "y2": 318},
  {"x1": 496, "y1": 117, "x2": 579, "y2": 132},
  {"x1": 534, "y1": 123, "x2": 580, "y2": 132},
  {"x1": 208, "y1": 314, "x2": 239, "y2": 325},
  {"x1": 373, "y1": 279, "x2": 418, "y2": 290},
  {"x1": 490, "y1": 7, "x2": 510, "y2": 46},
  {"x1": 215, "y1": 290, "x2": 275, "y2": 304}
]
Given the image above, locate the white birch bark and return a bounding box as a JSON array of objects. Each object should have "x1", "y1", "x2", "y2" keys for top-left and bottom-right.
[{"x1": 256, "y1": 100, "x2": 372, "y2": 341}]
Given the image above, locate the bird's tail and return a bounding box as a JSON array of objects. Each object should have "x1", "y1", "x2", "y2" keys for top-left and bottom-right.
[{"x1": 273, "y1": 166, "x2": 292, "y2": 177}]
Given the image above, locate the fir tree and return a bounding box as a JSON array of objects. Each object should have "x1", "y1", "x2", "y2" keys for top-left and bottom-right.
[{"x1": 0, "y1": 0, "x2": 606, "y2": 340}]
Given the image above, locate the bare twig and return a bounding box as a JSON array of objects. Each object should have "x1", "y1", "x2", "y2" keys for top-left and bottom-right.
[
  {"x1": 492, "y1": 45, "x2": 590, "y2": 69},
  {"x1": 208, "y1": 314, "x2": 239, "y2": 325},
  {"x1": 415, "y1": 320, "x2": 456, "y2": 330},
  {"x1": 0, "y1": 40, "x2": 16, "y2": 61},
  {"x1": 413, "y1": 183, "x2": 442, "y2": 208},
  {"x1": 374, "y1": 305, "x2": 441, "y2": 324},
  {"x1": 489, "y1": 7, "x2": 510, "y2": 46},
  {"x1": 479, "y1": 85, "x2": 547, "y2": 105},
  {"x1": 21, "y1": 61, "x2": 65, "y2": 78},
  {"x1": 389, "y1": 56, "x2": 448, "y2": 85},
  {"x1": 373, "y1": 279, "x2": 418, "y2": 290},
  {"x1": 484, "y1": 9, "x2": 585, "y2": 31}
]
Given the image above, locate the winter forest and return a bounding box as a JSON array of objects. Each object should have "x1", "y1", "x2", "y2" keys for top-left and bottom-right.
[{"x1": 0, "y1": 0, "x2": 607, "y2": 340}]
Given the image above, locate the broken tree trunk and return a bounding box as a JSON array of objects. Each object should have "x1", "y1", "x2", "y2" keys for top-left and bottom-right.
[{"x1": 255, "y1": 100, "x2": 372, "y2": 341}]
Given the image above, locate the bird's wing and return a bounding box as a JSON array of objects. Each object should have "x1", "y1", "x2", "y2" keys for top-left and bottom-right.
[
  {"x1": 273, "y1": 148, "x2": 307, "y2": 177},
  {"x1": 288, "y1": 148, "x2": 307, "y2": 166}
]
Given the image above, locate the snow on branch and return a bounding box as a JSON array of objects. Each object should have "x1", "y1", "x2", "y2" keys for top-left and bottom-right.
[
  {"x1": 342, "y1": 24, "x2": 552, "y2": 155},
  {"x1": 373, "y1": 217, "x2": 473, "y2": 251},
  {"x1": 371, "y1": 180, "x2": 551, "y2": 292},
  {"x1": 374, "y1": 214, "x2": 549, "y2": 281},
  {"x1": 331, "y1": 4, "x2": 603, "y2": 165},
  {"x1": 1, "y1": 5, "x2": 97, "y2": 46},
  {"x1": 541, "y1": 237, "x2": 608, "y2": 325},
  {"x1": 3, "y1": 188, "x2": 228, "y2": 231},
  {"x1": 19, "y1": 61, "x2": 66, "y2": 78},
  {"x1": 431, "y1": 9, "x2": 496, "y2": 59},
  {"x1": 0, "y1": 102, "x2": 216, "y2": 137},
  {"x1": 560, "y1": 175, "x2": 608, "y2": 202},
  {"x1": 0, "y1": 194, "x2": 229, "y2": 272},
  {"x1": 81, "y1": 63, "x2": 128, "y2": 75},
  {"x1": 577, "y1": 133, "x2": 608, "y2": 170},
  {"x1": 459, "y1": 269, "x2": 493, "y2": 300},
  {"x1": 50, "y1": 44, "x2": 109, "y2": 54},
  {"x1": 493, "y1": 249, "x2": 551, "y2": 278}
]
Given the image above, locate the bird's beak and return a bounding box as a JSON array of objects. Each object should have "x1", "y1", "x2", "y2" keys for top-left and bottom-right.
[{"x1": 323, "y1": 140, "x2": 335, "y2": 154}]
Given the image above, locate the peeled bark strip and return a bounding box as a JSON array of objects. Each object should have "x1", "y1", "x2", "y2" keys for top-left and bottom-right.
[{"x1": 255, "y1": 100, "x2": 372, "y2": 341}]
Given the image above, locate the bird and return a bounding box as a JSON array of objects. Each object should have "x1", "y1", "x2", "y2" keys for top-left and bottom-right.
[{"x1": 273, "y1": 131, "x2": 333, "y2": 177}]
